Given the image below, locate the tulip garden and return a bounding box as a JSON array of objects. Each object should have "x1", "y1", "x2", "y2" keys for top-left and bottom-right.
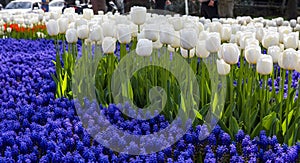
[{"x1": 0, "y1": 6, "x2": 300, "y2": 162}]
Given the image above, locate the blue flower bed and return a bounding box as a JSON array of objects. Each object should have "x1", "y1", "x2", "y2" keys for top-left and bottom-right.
[{"x1": 0, "y1": 39, "x2": 299, "y2": 162}]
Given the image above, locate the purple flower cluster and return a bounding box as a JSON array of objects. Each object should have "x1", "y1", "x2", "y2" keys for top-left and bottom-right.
[{"x1": 0, "y1": 39, "x2": 299, "y2": 162}]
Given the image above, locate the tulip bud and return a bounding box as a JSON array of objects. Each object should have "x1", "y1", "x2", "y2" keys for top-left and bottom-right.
[
  {"x1": 160, "y1": 24, "x2": 174, "y2": 45},
  {"x1": 267, "y1": 46, "x2": 281, "y2": 63},
  {"x1": 276, "y1": 17, "x2": 284, "y2": 26},
  {"x1": 58, "y1": 18, "x2": 68, "y2": 34},
  {"x1": 169, "y1": 17, "x2": 182, "y2": 31},
  {"x1": 89, "y1": 25, "x2": 103, "y2": 42},
  {"x1": 170, "y1": 31, "x2": 180, "y2": 48},
  {"x1": 136, "y1": 39, "x2": 153, "y2": 56},
  {"x1": 279, "y1": 26, "x2": 292, "y2": 43},
  {"x1": 290, "y1": 19, "x2": 297, "y2": 28},
  {"x1": 279, "y1": 48, "x2": 298, "y2": 70},
  {"x1": 239, "y1": 32, "x2": 255, "y2": 49},
  {"x1": 130, "y1": 6, "x2": 147, "y2": 25},
  {"x1": 217, "y1": 59, "x2": 231, "y2": 75},
  {"x1": 180, "y1": 28, "x2": 198, "y2": 50},
  {"x1": 208, "y1": 22, "x2": 222, "y2": 33},
  {"x1": 102, "y1": 37, "x2": 116, "y2": 54},
  {"x1": 130, "y1": 23, "x2": 138, "y2": 37},
  {"x1": 117, "y1": 24, "x2": 131, "y2": 44},
  {"x1": 102, "y1": 22, "x2": 116, "y2": 38},
  {"x1": 244, "y1": 45, "x2": 262, "y2": 64},
  {"x1": 64, "y1": 8, "x2": 76, "y2": 14},
  {"x1": 221, "y1": 25, "x2": 232, "y2": 41},
  {"x1": 283, "y1": 32, "x2": 299, "y2": 49},
  {"x1": 199, "y1": 31, "x2": 209, "y2": 41},
  {"x1": 46, "y1": 19, "x2": 59, "y2": 36},
  {"x1": 219, "y1": 43, "x2": 240, "y2": 64},
  {"x1": 143, "y1": 23, "x2": 159, "y2": 42},
  {"x1": 255, "y1": 27, "x2": 265, "y2": 42},
  {"x1": 181, "y1": 48, "x2": 195, "y2": 58},
  {"x1": 66, "y1": 28, "x2": 78, "y2": 43},
  {"x1": 205, "y1": 32, "x2": 221, "y2": 53},
  {"x1": 256, "y1": 55, "x2": 273, "y2": 75},
  {"x1": 196, "y1": 40, "x2": 209, "y2": 58},
  {"x1": 83, "y1": 9, "x2": 94, "y2": 20},
  {"x1": 6, "y1": 27, "x2": 12, "y2": 33},
  {"x1": 262, "y1": 32, "x2": 279, "y2": 49},
  {"x1": 245, "y1": 38, "x2": 259, "y2": 48},
  {"x1": 77, "y1": 25, "x2": 89, "y2": 40}
]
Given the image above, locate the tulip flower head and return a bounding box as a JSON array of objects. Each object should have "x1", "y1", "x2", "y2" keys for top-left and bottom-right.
[
  {"x1": 102, "y1": 37, "x2": 116, "y2": 54},
  {"x1": 219, "y1": 43, "x2": 240, "y2": 64},
  {"x1": 217, "y1": 59, "x2": 231, "y2": 75},
  {"x1": 196, "y1": 40, "x2": 209, "y2": 58},
  {"x1": 279, "y1": 48, "x2": 298, "y2": 70},
  {"x1": 267, "y1": 46, "x2": 281, "y2": 63},
  {"x1": 256, "y1": 55, "x2": 273, "y2": 75},
  {"x1": 66, "y1": 28, "x2": 78, "y2": 43},
  {"x1": 205, "y1": 32, "x2": 221, "y2": 53},
  {"x1": 180, "y1": 28, "x2": 198, "y2": 50},
  {"x1": 245, "y1": 45, "x2": 262, "y2": 64},
  {"x1": 136, "y1": 39, "x2": 153, "y2": 56},
  {"x1": 46, "y1": 19, "x2": 59, "y2": 36},
  {"x1": 130, "y1": 6, "x2": 147, "y2": 26},
  {"x1": 117, "y1": 24, "x2": 132, "y2": 44}
]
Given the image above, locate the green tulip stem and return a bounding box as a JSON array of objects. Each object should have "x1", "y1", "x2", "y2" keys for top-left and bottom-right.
[
  {"x1": 107, "y1": 54, "x2": 115, "y2": 104},
  {"x1": 120, "y1": 43, "x2": 126, "y2": 60},
  {"x1": 279, "y1": 69, "x2": 286, "y2": 125},
  {"x1": 285, "y1": 70, "x2": 292, "y2": 143},
  {"x1": 201, "y1": 58, "x2": 205, "y2": 107},
  {"x1": 264, "y1": 75, "x2": 269, "y2": 116}
]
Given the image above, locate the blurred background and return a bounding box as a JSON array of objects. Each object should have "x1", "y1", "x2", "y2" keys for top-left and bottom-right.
[{"x1": 0, "y1": 0, "x2": 298, "y2": 19}]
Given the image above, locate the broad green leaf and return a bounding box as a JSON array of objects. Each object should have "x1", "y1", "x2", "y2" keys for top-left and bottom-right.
[
  {"x1": 262, "y1": 112, "x2": 276, "y2": 130},
  {"x1": 282, "y1": 110, "x2": 294, "y2": 135}
]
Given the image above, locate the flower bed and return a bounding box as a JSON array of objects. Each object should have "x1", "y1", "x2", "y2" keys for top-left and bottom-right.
[{"x1": 0, "y1": 39, "x2": 299, "y2": 162}]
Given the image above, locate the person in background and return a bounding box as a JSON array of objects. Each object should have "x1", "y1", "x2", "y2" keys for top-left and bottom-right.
[
  {"x1": 164, "y1": 0, "x2": 173, "y2": 11},
  {"x1": 41, "y1": 0, "x2": 49, "y2": 12},
  {"x1": 200, "y1": 0, "x2": 219, "y2": 19}
]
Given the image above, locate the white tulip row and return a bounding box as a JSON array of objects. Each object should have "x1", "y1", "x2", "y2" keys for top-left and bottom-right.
[{"x1": 44, "y1": 6, "x2": 300, "y2": 75}]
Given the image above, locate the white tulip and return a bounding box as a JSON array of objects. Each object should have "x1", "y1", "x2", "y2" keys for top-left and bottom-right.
[
  {"x1": 239, "y1": 32, "x2": 254, "y2": 49},
  {"x1": 181, "y1": 48, "x2": 195, "y2": 58},
  {"x1": 58, "y1": 18, "x2": 68, "y2": 34},
  {"x1": 267, "y1": 46, "x2": 281, "y2": 63},
  {"x1": 130, "y1": 6, "x2": 147, "y2": 25},
  {"x1": 290, "y1": 19, "x2": 297, "y2": 28},
  {"x1": 160, "y1": 24, "x2": 174, "y2": 45},
  {"x1": 205, "y1": 32, "x2": 221, "y2": 53},
  {"x1": 136, "y1": 39, "x2": 153, "y2": 56},
  {"x1": 167, "y1": 45, "x2": 175, "y2": 52},
  {"x1": 143, "y1": 24, "x2": 159, "y2": 42},
  {"x1": 46, "y1": 19, "x2": 59, "y2": 36},
  {"x1": 283, "y1": 32, "x2": 299, "y2": 49},
  {"x1": 279, "y1": 48, "x2": 298, "y2": 70},
  {"x1": 298, "y1": 16, "x2": 300, "y2": 24},
  {"x1": 75, "y1": 18, "x2": 88, "y2": 28},
  {"x1": 89, "y1": 25, "x2": 103, "y2": 42},
  {"x1": 219, "y1": 43, "x2": 240, "y2": 64},
  {"x1": 255, "y1": 27, "x2": 265, "y2": 42},
  {"x1": 130, "y1": 23, "x2": 138, "y2": 37},
  {"x1": 217, "y1": 59, "x2": 231, "y2": 75},
  {"x1": 262, "y1": 32, "x2": 279, "y2": 49},
  {"x1": 199, "y1": 31, "x2": 209, "y2": 41},
  {"x1": 196, "y1": 40, "x2": 209, "y2": 58},
  {"x1": 117, "y1": 24, "x2": 131, "y2": 44},
  {"x1": 66, "y1": 28, "x2": 78, "y2": 43},
  {"x1": 245, "y1": 38, "x2": 259, "y2": 48},
  {"x1": 180, "y1": 28, "x2": 198, "y2": 50},
  {"x1": 279, "y1": 26, "x2": 292, "y2": 43},
  {"x1": 208, "y1": 22, "x2": 222, "y2": 33},
  {"x1": 221, "y1": 25, "x2": 232, "y2": 41},
  {"x1": 244, "y1": 45, "x2": 262, "y2": 64},
  {"x1": 153, "y1": 38, "x2": 163, "y2": 49},
  {"x1": 102, "y1": 22, "x2": 116, "y2": 38},
  {"x1": 64, "y1": 8, "x2": 76, "y2": 14},
  {"x1": 256, "y1": 55, "x2": 273, "y2": 75},
  {"x1": 6, "y1": 27, "x2": 12, "y2": 33},
  {"x1": 77, "y1": 25, "x2": 89, "y2": 40},
  {"x1": 276, "y1": 17, "x2": 284, "y2": 26},
  {"x1": 102, "y1": 37, "x2": 116, "y2": 54},
  {"x1": 170, "y1": 31, "x2": 180, "y2": 48},
  {"x1": 169, "y1": 17, "x2": 183, "y2": 31},
  {"x1": 83, "y1": 9, "x2": 94, "y2": 20}
]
